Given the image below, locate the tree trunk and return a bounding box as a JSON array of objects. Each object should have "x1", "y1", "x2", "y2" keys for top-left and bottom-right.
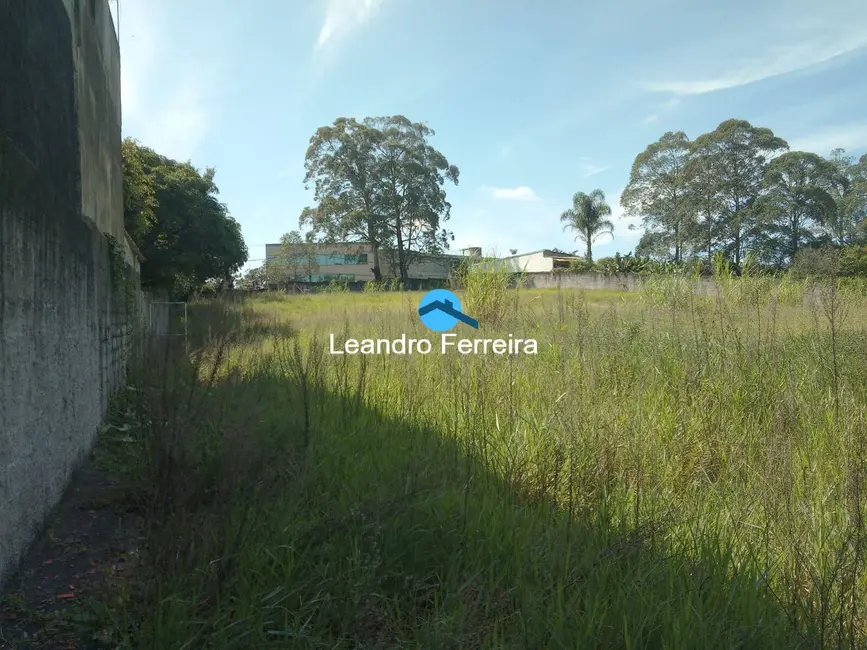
[
  {"x1": 733, "y1": 199, "x2": 741, "y2": 268},
  {"x1": 585, "y1": 229, "x2": 593, "y2": 263},
  {"x1": 371, "y1": 241, "x2": 382, "y2": 281},
  {"x1": 706, "y1": 210, "x2": 713, "y2": 260},
  {"x1": 790, "y1": 213, "x2": 799, "y2": 263},
  {"x1": 395, "y1": 227, "x2": 408, "y2": 289}
]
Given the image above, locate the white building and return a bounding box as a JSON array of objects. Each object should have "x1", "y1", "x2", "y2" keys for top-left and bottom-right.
[{"x1": 471, "y1": 249, "x2": 582, "y2": 274}]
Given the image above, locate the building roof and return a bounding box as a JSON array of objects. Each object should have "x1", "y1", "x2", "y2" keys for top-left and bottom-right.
[{"x1": 482, "y1": 249, "x2": 582, "y2": 261}]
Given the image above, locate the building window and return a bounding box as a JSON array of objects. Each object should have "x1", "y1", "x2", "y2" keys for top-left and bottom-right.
[{"x1": 344, "y1": 254, "x2": 368, "y2": 265}]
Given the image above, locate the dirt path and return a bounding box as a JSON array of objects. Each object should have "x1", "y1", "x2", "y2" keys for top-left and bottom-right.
[{"x1": 0, "y1": 463, "x2": 142, "y2": 649}]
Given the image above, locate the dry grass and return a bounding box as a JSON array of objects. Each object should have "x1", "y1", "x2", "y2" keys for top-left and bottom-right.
[{"x1": 92, "y1": 274, "x2": 867, "y2": 648}]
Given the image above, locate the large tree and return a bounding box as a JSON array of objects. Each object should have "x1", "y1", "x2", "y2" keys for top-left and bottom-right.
[
  {"x1": 621, "y1": 131, "x2": 693, "y2": 263},
  {"x1": 826, "y1": 149, "x2": 867, "y2": 246},
  {"x1": 368, "y1": 116, "x2": 459, "y2": 285},
  {"x1": 753, "y1": 151, "x2": 838, "y2": 264},
  {"x1": 121, "y1": 139, "x2": 248, "y2": 296},
  {"x1": 300, "y1": 118, "x2": 387, "y2": 280},
  {"x1": 301, "y1": 115, "x2": 459, "y2": 286},
  {"x1": 690, "y1": 120, "x2": 788, "y2": 268},
  {"x1": 683, "y1": 146, "x2": 725, "y2": 260},
  {"x1": 560, "y1": 189, "x2": 614, "y2": 263}
]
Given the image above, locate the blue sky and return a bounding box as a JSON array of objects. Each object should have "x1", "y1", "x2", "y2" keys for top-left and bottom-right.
[{"x1": 111, "y1": 0, "x2": 867, "y2": 270}]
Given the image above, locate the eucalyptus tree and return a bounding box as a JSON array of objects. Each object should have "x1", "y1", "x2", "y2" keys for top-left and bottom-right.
[
  {"x1": 621, "y1": 131, "x2": 693, "y2": 262},
  {"x1": 301, "y1": 116, "x2": 459, "y2": 286},
  {"x1": 368, "y1": 116, "x2": 459, "y2": 286},
  {"x1": 690, "y1": 119, "x2": 788, "y2": 268},
  {"x1": 301, "y1": 117, "x2": 389, "y2": 280},
  {"x1": 826, "y1": 149, "x2": 867, "y2": 246},
  {"x1": 753, "y1": 151, "x2": 839, "y2": 264}
]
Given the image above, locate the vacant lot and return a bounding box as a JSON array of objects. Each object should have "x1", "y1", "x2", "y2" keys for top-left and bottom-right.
[{"x1": 82, "y1": 277, "x2": 867, "y2": 647}]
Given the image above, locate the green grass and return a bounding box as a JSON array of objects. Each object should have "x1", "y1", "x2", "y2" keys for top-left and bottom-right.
[{"x1": 94, "y1": 275, "x2": 867, "y2": 648}]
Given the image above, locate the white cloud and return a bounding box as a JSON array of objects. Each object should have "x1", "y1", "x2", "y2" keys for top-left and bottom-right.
[
  {"x1": 640, "y1": 97, "x2": 681, "y2": 126},
  {"x1": 316, "y1": 0, "x2": 386, "y2": 50},
  {"x1": 482, "y1": 186, "x2": 541, "y2": 201},
  {"x1": 788, "y1": 122, "x2": 867, "y2": 155},
  {"x1": 641, "y1": 35, "x2": 867, "y2": 95},
  {"x1": 578, "y1": 157, "x2": 608, "y2": 177}
]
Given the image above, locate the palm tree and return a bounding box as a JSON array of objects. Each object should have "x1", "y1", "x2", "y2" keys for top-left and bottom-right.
[{"x1": 560, "y1": 189, "x2": 614, "y2": 263}]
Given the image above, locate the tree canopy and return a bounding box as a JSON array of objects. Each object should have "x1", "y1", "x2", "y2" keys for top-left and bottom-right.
[
  {"x1": 301, "y1": 115, "x2": 459, "y2": 286},
  {"x1": 121, "y1": 138, "x2": 248, "y2": 296},
  {"x1": 621, "y1": 131, "x2": 692, "y2": 263},
  {"x1": 612, "y1": 118, "x2": 866, "y2": 273}
]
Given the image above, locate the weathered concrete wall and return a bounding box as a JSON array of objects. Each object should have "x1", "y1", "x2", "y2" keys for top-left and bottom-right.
[
  {"x1": 67, "y1": 0, "x2": 126, "y2": 243},
  {"x1": 518, "y1": 273, "x2": 823, "y2": 303},
  {"x1": 0, "y1": 0, "x2": 134, "y2": 584},
  {"x1": 520, "y1": 272, "x2": 643, "y2": 291},
  {"x1": 519, "y1": 272, "x2": 719, "y2": 294}
]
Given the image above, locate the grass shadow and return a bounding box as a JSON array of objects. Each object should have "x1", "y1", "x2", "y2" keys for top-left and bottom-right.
[{"x1": 88, "y1": 330, "x2": 817, "y2": 649}]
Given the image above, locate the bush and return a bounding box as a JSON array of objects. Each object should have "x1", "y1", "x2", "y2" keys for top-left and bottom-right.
[
  {"x1": 567, "y1": 258, "x2": 595, "y2": 273},
  {"x1": 840, "y1": 245, "x2": 867, "y2": 277}
]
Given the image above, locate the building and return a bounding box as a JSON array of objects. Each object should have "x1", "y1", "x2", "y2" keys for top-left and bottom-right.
[
  {"x1": 264, "y1": 241, "x2": 462, "y2": 284},
  {"x1": 471, "y1": 249, "x2": 582, "y2": 273}
]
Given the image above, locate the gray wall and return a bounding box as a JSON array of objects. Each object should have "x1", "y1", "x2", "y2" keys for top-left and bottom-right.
[
  {"x1": 68, "y1": 0, "x2": 125, "y2": 242},
  {"x1": 518, "y1": 272, "x2": 825, "y2": 304},
  {"x1": 0, "y1": 0, "x2": 133, "y2": 583},
  {"x1": 520, "y1": 272, "x2": 646, "y2": 291}
]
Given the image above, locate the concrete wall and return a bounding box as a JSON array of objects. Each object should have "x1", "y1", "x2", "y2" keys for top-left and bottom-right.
[
  {"x1": 520, "y1": 272, "x2": 643, "y2": 291},
  {"x1": 67, "y1": 0, "x2": 126, "y2": 244},
  {"x1": 0, "y1": 0, "x2": 133, "y2": 584},
  {"x1": 518, "y1": 272, "x2": 729, "y2": 297}
]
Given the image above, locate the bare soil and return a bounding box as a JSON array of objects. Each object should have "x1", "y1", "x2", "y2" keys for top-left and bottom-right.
[{"x1": 0, "y1": 463, "x2": 141, "y2": 649}]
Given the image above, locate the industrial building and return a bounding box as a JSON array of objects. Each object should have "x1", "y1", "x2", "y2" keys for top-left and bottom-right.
[{"x1": 264, "y1": 241, "x2": 465, "y2": 284}]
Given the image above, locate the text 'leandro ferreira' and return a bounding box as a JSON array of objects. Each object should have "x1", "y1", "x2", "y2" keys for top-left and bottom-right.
[{"x1": 329, "y1": 333, "x2": 538, "y2": 355}]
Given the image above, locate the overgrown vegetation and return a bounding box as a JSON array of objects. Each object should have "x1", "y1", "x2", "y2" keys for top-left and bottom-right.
[
  {"x1": 621, "y1": 122, "x2": 867, "y2": 271},
  {"x1": 121, "y1": 139, "x2": 248, "y2": 298},
  {"x1": 82, "y1": 276, "x2": 867, "y2": 648}
]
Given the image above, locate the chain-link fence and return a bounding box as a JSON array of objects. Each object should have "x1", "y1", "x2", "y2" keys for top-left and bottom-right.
[{"x1": 146, "y1": 301, "x2": 188, "y2": 351}]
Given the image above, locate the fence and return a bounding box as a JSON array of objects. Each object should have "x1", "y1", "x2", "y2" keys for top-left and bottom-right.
[{"x1": 144, "y1": 300, "x2": 188, "y2": 350}]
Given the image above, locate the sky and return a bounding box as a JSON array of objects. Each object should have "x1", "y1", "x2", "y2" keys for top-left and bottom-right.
[{"x1": 110, "y1": 0, "x2": 867, "y2": 270}]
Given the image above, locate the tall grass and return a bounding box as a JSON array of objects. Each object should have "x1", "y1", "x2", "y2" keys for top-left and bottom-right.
[{"x1": 93, "y1": 275, "x2": 867, "y2": 648}]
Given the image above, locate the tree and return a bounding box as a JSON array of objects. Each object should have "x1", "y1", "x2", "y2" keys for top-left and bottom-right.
[
  {"x1": 634, "y1": 230, "x2": 673, "y2": 261},
  {"x1": 690, "y1": 120, "x2": 788, "y2": 268},
  {"x1": 368, "y1": 116, "x2": 459, "y2": 286},
  {"x1": 683, "y1": 147, "x2": 724, "y2": 260},
  {"x1": 560, "y1": 189, "x2": 614, "y2": 263},
  {"x1": 121, "y1": 139, "x2": 248, "y2": 297},
  {"x1": 269, "y1": 230, "x2": 320, "y2": 285},
  {"x1": 301, "y1": 115, "x2": 459, "y2": 287},
  {"x1": 301, "y1": 118, "x2": 387, "y2": 280},
  {"x1": 236, "y1": 265, "x2": 268, "y2": 291},
  {"x1": 121, "y1": 138, "x2": 157, "y2": 243},
  {"x1": 753, "y1": 151, "x2": 838, "y2": 264},
  {"x1": 621, "y1": 132, "x2": 693, "y2": 263},
  {"x1": 826, "y1": 149, "x2": 867, "y2": 246}
]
